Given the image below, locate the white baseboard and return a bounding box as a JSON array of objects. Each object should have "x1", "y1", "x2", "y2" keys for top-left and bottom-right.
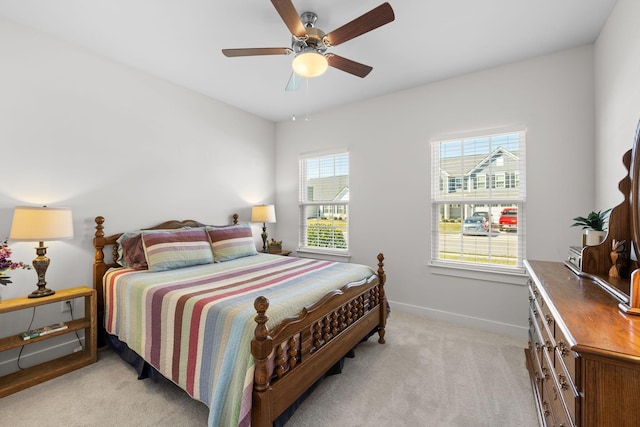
[{"x1": 389, "y1": 300, "x2": 528, "y2": 339}]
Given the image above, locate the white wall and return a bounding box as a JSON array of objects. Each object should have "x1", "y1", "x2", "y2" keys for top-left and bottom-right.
[
  {"x1": 0, "y1": 17, "x2": 276, "y2": 372},
  {"x1": 4, "y1": 0, "x2": 631, "y2": 369},
  {"x1": 594, "y1": 0, "x2": 640, "y2": 211},
  {"x1": 275, "y1": 45, "x2": 596, "y2": 336}
]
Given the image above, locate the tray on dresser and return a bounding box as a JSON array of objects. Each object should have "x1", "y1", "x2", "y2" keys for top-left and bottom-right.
[{"x1": 564, "y1": 259, "x2": 631, "y2": 305}]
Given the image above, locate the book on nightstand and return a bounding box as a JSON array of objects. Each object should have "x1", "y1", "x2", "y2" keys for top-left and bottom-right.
[{"x1": 20, "y1": 322, "x2": 68, "y2": 340}]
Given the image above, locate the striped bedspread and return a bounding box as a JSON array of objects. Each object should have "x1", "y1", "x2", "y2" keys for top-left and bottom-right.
[{"x1": 103, "y1": 253, "x2": 376, "y2": 427}]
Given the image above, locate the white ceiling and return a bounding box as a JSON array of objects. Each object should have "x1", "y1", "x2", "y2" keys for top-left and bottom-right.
[{"x1": 0, "y1": 0, "x2": 617, "y2": 122}]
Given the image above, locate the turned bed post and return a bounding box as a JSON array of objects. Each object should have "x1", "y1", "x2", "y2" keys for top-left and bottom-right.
[
  {"x1": 252, "y1": 296, "x2": 272, "y2": 392},
  {"x1": 93, "y1": 216, "x2": 107, "y2": 320},
  {"x1": 252, "y1": 296, "x2": 273, "y2": 426},
  {"x1": 377, "y1": 253, "x2": 387, "y2": 344}
]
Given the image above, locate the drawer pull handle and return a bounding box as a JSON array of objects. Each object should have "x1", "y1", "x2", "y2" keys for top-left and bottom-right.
[
  {"x1": 542, "y1": 366, "x2": 550, "y2": 380},
  {"x1": 558, "y1": 374, "x2": 569, "y2": 390},
  {"x1": 557, "y1": 340, "x2": 569, "y2": 357},
  {"x1": 542, "y1": 401, "x2": 550, "y2": 417},
  {"x1": 545, "y1": 314, "x2": 553, "y2": 326}
]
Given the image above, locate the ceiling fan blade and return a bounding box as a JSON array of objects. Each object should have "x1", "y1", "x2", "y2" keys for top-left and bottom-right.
[
  {"x1": 271, "y1": 0, "x2": 307, "y2": 38},
  {"x1": 326, "y1": 54, "x2": 372, "y2": 78},
  {"x1": 222, "y1": 47, "x2": 292, "y2": 57},
  {"x1": 285, "y1": 72, "x2": 302, "y2": 92},
  {"x1": 324, "y1": 2, "x2": 395, "y2": 47}
]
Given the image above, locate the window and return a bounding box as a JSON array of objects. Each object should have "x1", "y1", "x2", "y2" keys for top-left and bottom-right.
[
  {"x1": 431, "y1": 130, "x2": 526, "y2": 273},
  {"x1": 299, "y1": 151, "x2": 349, "y2": 254}
]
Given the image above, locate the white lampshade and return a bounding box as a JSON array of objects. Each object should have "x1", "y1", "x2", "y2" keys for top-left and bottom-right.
[
  {"x1": 292, "y1": 50, "x2": 328, "y2": 78},
  {"x1": 251, "y1": 205, "x2": 276, "y2": 223},
  {"x1": 9, "y1": 206, "x2": 74, "y2": 242}
]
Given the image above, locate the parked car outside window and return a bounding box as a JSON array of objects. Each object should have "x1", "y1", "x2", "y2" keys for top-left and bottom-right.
[
  {"x1": 471, "y1": 211, "x2": 491, "y2": 220},
  {"x1": 499, "y1": 207, "x2": 518, "y2": 232},
  {"x1": 462, "y1": 214, "x2": 491, "y2": 235}
]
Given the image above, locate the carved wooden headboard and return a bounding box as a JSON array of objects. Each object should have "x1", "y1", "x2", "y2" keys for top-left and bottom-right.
[{"x1": 92, "y1": 214, "x2": 239, "y2": 319}]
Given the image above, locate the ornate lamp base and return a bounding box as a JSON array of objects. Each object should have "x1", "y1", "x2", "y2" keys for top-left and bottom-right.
[
  {"x1": 261, "y1": 223, "x2": 268, "y2": 253},
  {"x1": 28, "y1": 286, "x2": 55, "y2": 298},
  {"x1": 28, "y1": 242, "x2": 55, "y2": 298}
]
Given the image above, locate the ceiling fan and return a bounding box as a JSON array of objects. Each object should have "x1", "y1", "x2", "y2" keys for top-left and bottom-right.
[{"x1": 222, "y1": 0, "x2": 395, "y2": 91}]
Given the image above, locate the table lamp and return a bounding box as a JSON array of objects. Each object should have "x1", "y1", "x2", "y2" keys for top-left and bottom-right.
[
  {"x1": 9, "y1": 206, "x2": 74, "y2": 298},
  {"x1": 251, "y1": 205, "x2": 276, "y2": 253}
]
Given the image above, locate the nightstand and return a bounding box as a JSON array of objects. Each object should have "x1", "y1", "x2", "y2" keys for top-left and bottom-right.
[{"x1": 0, "y1": 286, "x2": 97, "y2": 397}]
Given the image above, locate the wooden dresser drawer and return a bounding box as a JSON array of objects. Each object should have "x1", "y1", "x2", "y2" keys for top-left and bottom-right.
[
  {"x1": 554, "y1": 326, "x2": 577, "y2": 385},
  {"x1": 549, "y1": 381, "x2": 573, "y2": 427},
  {"x1": 556, "y1": 366, "x2": 578, "y2": 426},
  {"x1": 529, "y1": 308, "x2": 545, "y2": 356},
  {"x1": 528, "y1": 316, "x2": 544, "y2": 383}
]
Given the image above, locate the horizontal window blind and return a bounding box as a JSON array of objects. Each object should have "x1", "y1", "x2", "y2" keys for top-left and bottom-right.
[
  {"x1": 299, "y1": 151, "x2": 349, "y2": 252},
  {"x1": 431, "y1": 131, "x2": 526, "y2": 272}
]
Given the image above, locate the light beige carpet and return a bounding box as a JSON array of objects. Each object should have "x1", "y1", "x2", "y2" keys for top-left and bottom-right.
[{"x1": 0, "y1": 311, "x2": 537, "y2": 426}]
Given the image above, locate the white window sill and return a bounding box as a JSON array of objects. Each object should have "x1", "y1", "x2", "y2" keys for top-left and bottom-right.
[
  {"x1": 429, "y1": 261, "x2": 528, "y2": 286},
  {"x1": 297, "y1": 247, "x2": 351, "y2": 260}
]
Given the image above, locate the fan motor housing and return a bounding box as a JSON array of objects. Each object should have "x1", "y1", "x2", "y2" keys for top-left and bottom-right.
[
  {"x1": 291, "y1": 11, "x2": 327, "y2": 55},
  {"x1": 292, "y1": 27, "x2": 327, "y2": 54}
]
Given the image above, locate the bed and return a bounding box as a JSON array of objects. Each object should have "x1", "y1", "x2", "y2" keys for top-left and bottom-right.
[{"x1": 92, "y1": 214, "x2": 387, "y2": 427}]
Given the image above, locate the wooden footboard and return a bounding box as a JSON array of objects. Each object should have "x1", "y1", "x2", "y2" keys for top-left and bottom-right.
[{"x1": 251, "y1": 253, "x2": 387, "y2": 427}]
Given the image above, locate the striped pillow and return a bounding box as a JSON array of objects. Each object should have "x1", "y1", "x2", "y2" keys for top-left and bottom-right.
[
  {"x1": 206, "y1": 225, "x2": 258, "y2": 262},
  {"x1": 142, "y1": 228, "x2": 214, "y2": 272}
]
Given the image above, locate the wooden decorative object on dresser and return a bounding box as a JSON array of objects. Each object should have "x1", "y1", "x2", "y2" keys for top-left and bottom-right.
[{"x1": 524, "y1": 124, "x2": 640, "y2": 426}]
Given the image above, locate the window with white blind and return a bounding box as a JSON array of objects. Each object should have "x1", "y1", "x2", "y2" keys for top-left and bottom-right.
[
  {"x1": 299, "y1": 151, "x2": 349, "y2": 254},
  {"x1": 431, "y1": 130, "x2": 526, "y2": 273}
]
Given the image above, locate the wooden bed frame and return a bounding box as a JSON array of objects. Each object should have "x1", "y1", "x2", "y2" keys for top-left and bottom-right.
[{"x1": 92, "y1": 214, "x2": 387, "y2": 427}]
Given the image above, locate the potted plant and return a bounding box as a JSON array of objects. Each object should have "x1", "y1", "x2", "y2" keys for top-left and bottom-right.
[
  {"x1": 571, "y1": 209, "x2": 611, "y2": 246},
  {"x1": 267, "y1": 238, "x2": 282, "y2": 254}
]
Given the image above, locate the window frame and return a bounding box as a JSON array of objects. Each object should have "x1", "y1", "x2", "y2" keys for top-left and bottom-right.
[
  {"x1": 430, "y1": 128, "x2": 527, "y2": 276},
  {"x1": 298, "y1": 150, "x2": 350, "y2": 257}
]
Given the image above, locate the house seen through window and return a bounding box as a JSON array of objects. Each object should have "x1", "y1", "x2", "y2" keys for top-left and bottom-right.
[
  {"x1": 299, "y1": 151, "x2": 349, "y2": 253},
  {"x1": 431, "y1": 130, "x2": 526, "y2": 272}
]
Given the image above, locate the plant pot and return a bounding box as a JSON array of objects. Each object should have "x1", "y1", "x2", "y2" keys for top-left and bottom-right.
[
  {"x1": 584, "y1": 229, "x2": 606, "y2": 246},
  {"x1": 268, "y1": 244, "x2": 282, "y2": 254}
]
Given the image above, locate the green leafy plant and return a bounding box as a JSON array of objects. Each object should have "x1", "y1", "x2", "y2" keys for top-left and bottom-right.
[{"x1": 571, "y1": 209, "x2": 612, "y2": 231}]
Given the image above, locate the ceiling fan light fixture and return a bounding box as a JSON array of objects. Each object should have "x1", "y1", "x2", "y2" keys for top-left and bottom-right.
[{"x1": 292, "y1": 50, "x2": 328, "y2": 78}]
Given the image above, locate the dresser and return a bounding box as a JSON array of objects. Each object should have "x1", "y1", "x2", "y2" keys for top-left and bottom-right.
[{"x1": 525, "y1": 260, "x2": 640, "y2": 426}]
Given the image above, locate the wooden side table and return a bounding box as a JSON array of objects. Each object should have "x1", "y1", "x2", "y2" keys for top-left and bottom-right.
[{"x1": 0, "y1": 286, "x2": 97, "y2": 397}]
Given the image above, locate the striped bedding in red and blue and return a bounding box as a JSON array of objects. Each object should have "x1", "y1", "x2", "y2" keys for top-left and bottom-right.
[{"x1": 103, "y1": 253, "x2": 376, "y2": 427}]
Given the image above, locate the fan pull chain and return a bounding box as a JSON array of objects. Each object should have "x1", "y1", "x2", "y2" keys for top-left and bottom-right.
[{"x1": 305, "y1": 77, "x2": 310, "y2": 121}]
